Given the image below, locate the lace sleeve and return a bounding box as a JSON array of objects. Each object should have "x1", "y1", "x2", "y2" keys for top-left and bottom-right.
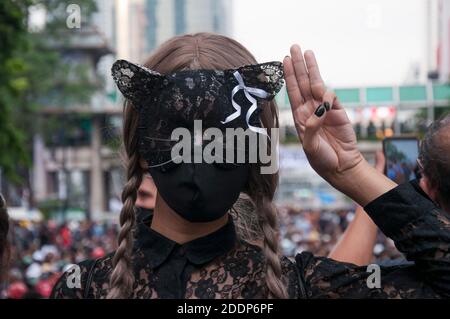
[
  {"x1": 295, "y1": 180, "x2": 450, "y2": 298},
  {"x1": 50, "y1": 259, "x2": 96, "y2": 299}
]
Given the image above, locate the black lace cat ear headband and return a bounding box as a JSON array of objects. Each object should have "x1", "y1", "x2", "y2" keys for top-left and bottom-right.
[{"x1": 111, "y1": 59, "x2": 284, "y2": 168}]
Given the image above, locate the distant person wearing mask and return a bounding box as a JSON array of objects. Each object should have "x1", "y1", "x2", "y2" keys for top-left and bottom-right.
[{"x1": 135, "y1": 174, "x2": 157, "y2": 222}]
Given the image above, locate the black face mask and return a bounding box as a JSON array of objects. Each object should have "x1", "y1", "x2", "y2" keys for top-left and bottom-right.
[
  {"x1": 135, "y1": 207, "x2": 154, "y2": 222},
  {"x1": 149, "y1": 163, "x2": 249, "y2": 223}
]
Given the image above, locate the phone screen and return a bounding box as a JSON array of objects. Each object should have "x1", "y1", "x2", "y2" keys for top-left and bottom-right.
[{"x1": 383, "y1": 138, "x2": 419, "y2": 184}]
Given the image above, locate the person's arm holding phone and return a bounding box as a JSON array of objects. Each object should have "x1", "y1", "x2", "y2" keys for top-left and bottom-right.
[{"x1": 328, "y1": 151, "x2": 385, "y2": 265}]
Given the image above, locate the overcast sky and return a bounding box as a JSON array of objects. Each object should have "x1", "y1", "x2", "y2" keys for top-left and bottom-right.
[{"x1": 231, "y1": 0, "x2": 427, "y2": 87}]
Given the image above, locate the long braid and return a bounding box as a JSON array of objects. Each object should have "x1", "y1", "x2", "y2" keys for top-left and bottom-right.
[
  {"x1": 257, "y1": 197, "x2": 289, "y2": 299},
  {"x1": 256, "y1": 109, "x2": 288, "y2": 299},
  {"x1": 107, "y1": 103, "x2": 143, "y2": 298}
]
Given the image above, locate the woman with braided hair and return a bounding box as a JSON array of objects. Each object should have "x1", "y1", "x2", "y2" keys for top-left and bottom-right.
[{"x1": 51, "y1": 33, "x2": 450, "y2": 299}]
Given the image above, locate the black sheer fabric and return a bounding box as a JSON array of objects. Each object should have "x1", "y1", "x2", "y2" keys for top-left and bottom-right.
[
  {"x1": 51, "y1": 211, "x2": 301, "y2": 299},
  {"x1": 51, "y1": 180, "x2": 450, "y2": 299},
  {"x1": 111, "y1": 60, "x2": 284, "y2": 169}
]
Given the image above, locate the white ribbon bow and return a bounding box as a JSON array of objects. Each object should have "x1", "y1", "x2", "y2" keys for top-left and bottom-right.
[{"x1": 221, "y1": 71, "x2": 270, "y2": 136}]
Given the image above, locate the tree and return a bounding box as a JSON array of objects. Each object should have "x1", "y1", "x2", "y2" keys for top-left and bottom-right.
[
  {"x1": 0, "y1": 0, "x2": 98, "y2": 204},
  {"x1": 0, "y1": 0, "x2": 31, "y2": 183}
]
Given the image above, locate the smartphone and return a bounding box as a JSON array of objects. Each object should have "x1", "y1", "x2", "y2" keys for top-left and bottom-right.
[{"x1": 383, "y1": 137, "x2": 420, "y2": 184}]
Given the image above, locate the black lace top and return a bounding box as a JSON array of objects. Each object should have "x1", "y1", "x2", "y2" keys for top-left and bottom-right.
[{"x1": 51, "y1": 180, "x2": 450, "y2": 299}]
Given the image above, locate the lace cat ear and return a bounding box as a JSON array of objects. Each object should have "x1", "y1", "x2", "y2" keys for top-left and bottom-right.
[
  {"x1": 111, "y1": 59, "x2": 164, "y2": 106},
  {"x1": 229, "y1": 61, "x2": 284, "y2": 100}
]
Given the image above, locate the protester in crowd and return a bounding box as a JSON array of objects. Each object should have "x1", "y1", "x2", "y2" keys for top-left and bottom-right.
[
  {"x1": 418, "y1": 114, "x2": 450, "y2": 213},
  {"x1": 50, "y1": 33, "x2": 450, "y2": 299},
  {"x1": 135, "y1": 174, "x2": 157, "y2": 223},
  {"x1": 135, "y1": 174, "x2": 157, "y2": 210}
]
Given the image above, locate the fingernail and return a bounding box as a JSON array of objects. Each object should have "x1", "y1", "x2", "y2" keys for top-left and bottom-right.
[
  {"x1": 324, "y1": 101, "x2": 330, "y2": 111},
  {"x1": 314, "y1": 104, "x2": 326, "y2": 117}
]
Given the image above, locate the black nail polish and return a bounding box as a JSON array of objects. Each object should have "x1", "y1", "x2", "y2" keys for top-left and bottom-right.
[
  {"x1": 314, "y1": 104, "x2": 326, "y2": 117},
  {"x1": 324, "y1": 101, "x2": 330, "y2": 111}
]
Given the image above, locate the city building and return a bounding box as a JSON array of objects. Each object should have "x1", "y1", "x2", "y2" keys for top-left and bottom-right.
[
  {"x1": 426, "y1": 0, "x2": 450, "y2": 83},
  {"x1": 144, "y1": 0, "x2": 232, "y2": 53}
]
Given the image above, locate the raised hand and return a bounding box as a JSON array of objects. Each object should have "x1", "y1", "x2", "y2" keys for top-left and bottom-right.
[
  {"x1": 283, "y1": 45, "x2": 396, "y2": 206},
  {"x1": 283, "y1": 45, "x2": 363, "y2": 182}
]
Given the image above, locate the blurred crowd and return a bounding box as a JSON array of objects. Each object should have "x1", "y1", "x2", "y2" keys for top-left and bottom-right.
[
  {"x1": 0, "y1": 219, "x2": 118, "y2": 299},
  {"x1": 0, "y1": 207, "x2": 402, "y2": 299},
  {"x1": 278, "y1": 206, "x2": 402, "y2": 262}
]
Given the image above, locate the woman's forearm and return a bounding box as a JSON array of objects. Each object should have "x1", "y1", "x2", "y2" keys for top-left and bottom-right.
[
  {"x1": 329, "y1": 160, "x2": 397, "y2": 208},
  {"x1": 328, "y1": 205, "x2": 378, "y2": 265}
]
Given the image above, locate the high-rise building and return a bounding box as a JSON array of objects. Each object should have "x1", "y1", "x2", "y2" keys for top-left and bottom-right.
[
  {"x1": 145, "y1": 0, "x2": 232, "y2": 54},
  {"x1": 114, "y1": 0, "x2": 147, "y2": 62},
  {"x1": 426, "y1": 0, "x2": 450, "y2": 83},
  {"x1": 112, "y1": 0, "x2": 232, "y2": 61}
]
